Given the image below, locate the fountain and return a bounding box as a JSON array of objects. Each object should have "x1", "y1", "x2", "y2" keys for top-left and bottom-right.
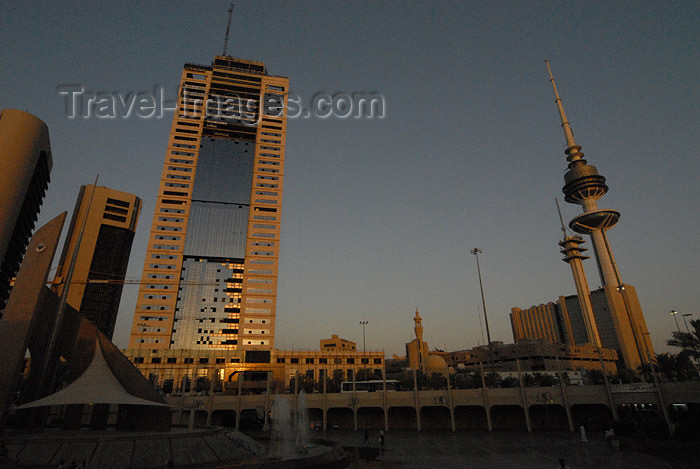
[{"x1": 270, "y1": 390, "x2": 311, "y2": 458}]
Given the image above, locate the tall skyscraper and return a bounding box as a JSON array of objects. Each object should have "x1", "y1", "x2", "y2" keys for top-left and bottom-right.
[
  {"x1": 128, "y1": 56, "x2": 289, "y2": 351},
  {"x1": 0, "y1": 109, "x2": 52, "y2": 312},
  {"x1": 53, "y1": 185, "x2": 141, "y2": 338}
]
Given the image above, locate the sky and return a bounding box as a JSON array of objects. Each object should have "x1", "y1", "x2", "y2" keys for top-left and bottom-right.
[{"x1": 1, "y1": 0, "x2": 698, "y2": 357}]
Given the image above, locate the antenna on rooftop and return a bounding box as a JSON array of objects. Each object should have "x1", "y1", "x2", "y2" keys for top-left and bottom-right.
[{"x1": 222, "y1": 3, "x2": 234, "y2": 56}]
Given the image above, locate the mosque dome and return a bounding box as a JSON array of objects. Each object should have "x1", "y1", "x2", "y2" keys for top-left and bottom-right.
[{"x1": 425, "y1": 354, "x2": 448, "y2": 373}]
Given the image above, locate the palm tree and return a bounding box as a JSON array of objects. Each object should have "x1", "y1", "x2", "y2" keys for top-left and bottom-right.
[{"x1": 667, "y1": 318, "x2": 700, "y2": 361}]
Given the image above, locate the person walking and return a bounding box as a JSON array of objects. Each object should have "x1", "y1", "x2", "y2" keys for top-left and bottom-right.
[
  {"x1": 579, "y1": 424, "x2": 588, "y2": 443},
  {"x1": 379, "y1": 430, "x2": 385, "y2": 450},
  {"x1": 363, "y1": 429, "x2": 370, "y2": 445},
  {"x1": 558, "y1": 458, "x2": 568, "y2": 468}
]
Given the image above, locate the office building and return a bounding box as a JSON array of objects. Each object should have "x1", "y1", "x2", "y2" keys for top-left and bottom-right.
[
  {"x1": 128, "y1": 56, "x2": 289, "y2": 351},
  {"x1": 0, "y1": 109, "x2": 52, "y2": 312},
  {"x1": 510, "y1": 302, "x2": 565, "y2": 345},
  {"x1": 450, "y1": 340, "x2": 618, "y2": 373},
  {"x1": 512, "y1": 291, "x2": 627, "y2": 369},
  {"x1": 123, "y1": 347, "x2": 385, "y2": 394},
  {"x1": 53, "y1": 185, "x2": 141, "y2": 338},
  {"x1": 321, "y1": 334, "x2": 357, "y2": 352}
]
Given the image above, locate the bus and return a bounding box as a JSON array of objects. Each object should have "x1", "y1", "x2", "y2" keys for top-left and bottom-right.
[{"x1": 340, "y1": 380, "x2": 398, "y2": 393}]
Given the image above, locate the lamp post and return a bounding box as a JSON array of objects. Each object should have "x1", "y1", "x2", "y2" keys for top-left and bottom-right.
[
  {"x1": 470, "y1": 248, "x2": 495, "y2": 376},
  {"x1": 682, "y1": 313, "x2": 693, "y2": 334},
  {"x1": 670, "y1": 310, "x2": 681, "y2": 334},
  {"x1": 359, "y1": 320, "x2": 368, "y2": 380}
]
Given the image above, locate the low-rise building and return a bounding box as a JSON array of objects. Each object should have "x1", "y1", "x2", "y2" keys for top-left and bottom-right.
[
  {"x1": 122, "y1": 346, "x2": 384, "y2": 395},
  {"x1": 450, "y1": 339, "x2": 618, "y2": 373}
]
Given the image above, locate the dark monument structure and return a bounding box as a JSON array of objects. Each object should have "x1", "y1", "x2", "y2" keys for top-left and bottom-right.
[{"x1": 0, "y1": 213, "x2": 170, "y2": 432}]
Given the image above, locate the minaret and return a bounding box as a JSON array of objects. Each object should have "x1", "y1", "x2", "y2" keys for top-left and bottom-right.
[
  {"x1": 545, "y1": 61, "x2": 622, "y2": 288},
  {"x1": 414, "y1": 309, "x2": 424, "y2": 344},
  {"x1": 413, "y1": 309, "x2": 426, "y2": 372},
  {"x1": 556, "y1": 199, "x2": 601, "y2": 347}
]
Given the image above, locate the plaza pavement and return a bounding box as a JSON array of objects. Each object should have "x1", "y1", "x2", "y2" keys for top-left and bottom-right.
[{"x1": 322, "y1": 429, "x2": 685, "y2": 468}]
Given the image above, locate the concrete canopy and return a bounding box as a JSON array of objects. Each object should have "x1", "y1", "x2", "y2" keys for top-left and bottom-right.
[{"x1": 14, "y1": 335, "x2": 169, "y2": 409}]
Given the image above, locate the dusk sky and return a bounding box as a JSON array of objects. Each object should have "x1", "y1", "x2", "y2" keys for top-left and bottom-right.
[{"x1": 1, "y1": 1, "x2": 698, "y2": 357}]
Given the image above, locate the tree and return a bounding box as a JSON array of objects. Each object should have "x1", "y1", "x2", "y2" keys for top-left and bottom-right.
[
  {"x1": 586, "y1": 369, "x2": 606, "y2": 385},
  {"x1": 612, "y1": 368, "x2": 640, "y2": 384},
  {"x1": 427, "y1": 372, "x2": 447, "y2": 390},
  {"x1": 500, "y1": 377, "x2": 520, "y2": 388},
  {"x1": 651, "y1": 352, "x2": 698, "y2": 382},
  {"x1": 326, "y1": 370, "x2": 344, "y2": 393},
  {"x1": 667, "y1": 318, "x2": 700, "y2": 361}
]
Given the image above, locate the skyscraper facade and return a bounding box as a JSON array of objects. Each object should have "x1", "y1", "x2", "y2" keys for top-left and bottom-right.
[
  {"x1": 0, "y1": 109, "x2": 52, "y2": 312},
  {"x1": 53, "y1": 185, "x2": 141, "y2": 338},
  {"x1": 128, "y1": 56, "x2": 289, "y2": 351}
]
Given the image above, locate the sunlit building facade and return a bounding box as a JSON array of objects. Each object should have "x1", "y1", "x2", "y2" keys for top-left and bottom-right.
[
  {"x1": 128, "y1": 56, "x2": 289, "y2": 351},
  {"x1": 53, "y1": 185, "x2": 141, "y2": 338}
]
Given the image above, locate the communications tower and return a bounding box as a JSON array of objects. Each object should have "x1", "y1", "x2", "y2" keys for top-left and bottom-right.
[{"x1": 545, "y1": 61, "x2": 653, "y2": 369}]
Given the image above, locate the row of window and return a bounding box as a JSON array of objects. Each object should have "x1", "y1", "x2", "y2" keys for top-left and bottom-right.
[{"x1": 276, "y1": 357, "x2": 382, "y2": 365}]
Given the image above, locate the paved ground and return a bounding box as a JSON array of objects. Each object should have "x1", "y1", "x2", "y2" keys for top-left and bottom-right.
[{"x1": 319, "y1": 429, "x2": 691, "y2": 468}]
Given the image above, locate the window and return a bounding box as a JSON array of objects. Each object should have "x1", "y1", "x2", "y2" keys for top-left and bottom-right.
[
  {"x1": 167, "y1": 357, "x2": 177, "y2": 364},
  {"x1": 291, "y1": 358, "x2": 299, "y2": 364},
  {"x1": 306, "y1": 358, "x2": 314, "y2": 364},
  {"x1": 184, "y1": 357, "x2": 194, "y2": 364},
  {"x1": 277, "y1": 358, "x2": 286, "y2": 363}
]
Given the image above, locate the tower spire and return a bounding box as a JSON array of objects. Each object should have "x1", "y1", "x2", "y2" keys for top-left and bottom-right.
[
  {"x1": 222, "y1": 3, "x2": 234, "y2": 56},
  {"x1": 545, "y1": 60, "x2": 586, "y2": 167}
]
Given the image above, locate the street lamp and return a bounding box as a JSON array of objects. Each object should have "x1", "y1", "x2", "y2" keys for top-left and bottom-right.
[
  {"x1": 670, "y1": 310, "x2": 681, "y2": 334},
  {"x1": 359, "y1": 321, "x2": 368, "y2": 380},
  {"x1": 470, "y1": 248, "x2": 495, "y2": 376},
  {"x1": 682, "y1": 313, "x2": 693, "y2": 334}
]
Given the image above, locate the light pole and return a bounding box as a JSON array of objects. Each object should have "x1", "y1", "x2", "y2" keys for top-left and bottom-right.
[
  {"x1": 670, "y1": 310, "x2": 681, "y2": 334},
  {"x1": 360, "y1": 320, "x2": 368, "y2": 380},
  {"x1": 470, "y1": 248, "x2": 495, "y2": 376},
  {"x1": 682, "y1": 313, "x2": 693, "y2": 334}
]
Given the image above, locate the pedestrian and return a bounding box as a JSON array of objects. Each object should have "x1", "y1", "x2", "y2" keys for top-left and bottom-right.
[
  {"x1": 166, "y1": 460, "x2": 174, "y2": 469},
  {"x1": 558, "y1": 458, "x2": 568, "y2": 468},
  {"x1": 379, "y1": 430, "x2": 385, "y2": 450},
  {"x1": 579, "y1": 424, "x2": 587, "y2": 443},
  {"x1": 363, "y1": 429, "x2": 370, "y2": 445},
  {"x1": 57, "y1": 461, "x2": 65, "y2": 469}
]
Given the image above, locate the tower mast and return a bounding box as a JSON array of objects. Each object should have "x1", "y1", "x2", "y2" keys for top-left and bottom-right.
[
  {"x1": 222, "y1": 3, "x2": 234, "y2": 56},
  {"x1": 556, "y1": 198, "x2": 601, "y2": 347},
  {"x1": 545, "y1": 60, "x2": 622, "y2": 288}
]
